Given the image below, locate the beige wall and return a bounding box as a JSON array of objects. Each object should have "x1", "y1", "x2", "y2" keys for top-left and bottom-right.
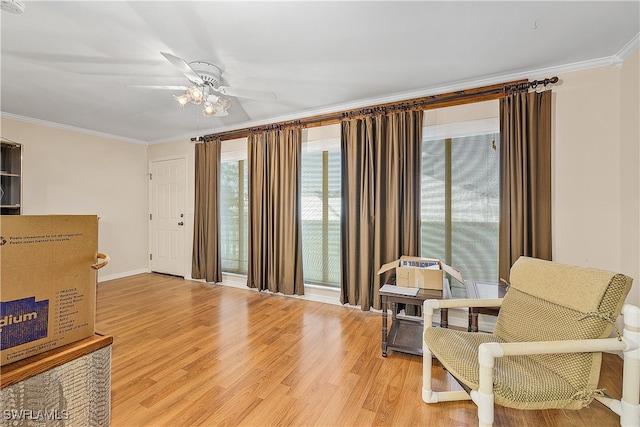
[
  {"x1": 553, "y1": 49, "x2": 639, "y2": 307},
  {"x1": 0, "y1": 117, "x2": 149, "y2": 280},
  {"x1": 423, "y1": 99, "x2": 498, "y2": 125},
  {"x1": 553, "y1": 66, "x2": 622, "y2": 265},
  {"x1": 619, "y1": 49, "x2": 639, "y2": 307}
]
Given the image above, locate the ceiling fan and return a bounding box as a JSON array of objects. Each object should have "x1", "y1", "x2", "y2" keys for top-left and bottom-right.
[{"x1": 141, "y1": 52, "x2": 277, "y2": 117}]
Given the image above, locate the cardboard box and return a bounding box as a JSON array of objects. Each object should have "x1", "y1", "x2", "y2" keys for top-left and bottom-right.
[
  {"x1": 0, "y1": 215, "x2": 99, "y2": 366},
  {"x1": 377, "y1": 255, "x2": 464, "y2": 290}
]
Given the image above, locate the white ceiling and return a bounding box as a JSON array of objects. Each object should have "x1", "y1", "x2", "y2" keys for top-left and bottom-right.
[{"x1": 1, "y1": 1, "x2": 638, "y2": 144}]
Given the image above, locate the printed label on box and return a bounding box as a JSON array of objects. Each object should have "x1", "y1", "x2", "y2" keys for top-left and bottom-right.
[
  {"x1": 0, "y1": 297, "x2": 49, "y2": 350},
  {"x1": 52, "y1": 287, "x2": 89, "y2": 336}
]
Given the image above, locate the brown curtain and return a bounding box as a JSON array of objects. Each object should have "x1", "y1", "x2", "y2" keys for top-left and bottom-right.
[
  {"x1": 192, "y1": 140, "x2": 222, "y2": 283},
  {"x1": 340, "y1": 111, "x2": 422, "y2": 311},
  {"x1": 499, "y1": 90, "x2": 552, "y2": 282},
  {"x1": 247, "y1": 128, "x2": 304, "y2": 295}
]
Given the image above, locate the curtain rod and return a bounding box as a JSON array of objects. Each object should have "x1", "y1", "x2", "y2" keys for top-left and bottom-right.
[
  {"x1": 504, "y1": 76, "x2": 559, "y2": 93},
  {"x1": 193, "y1": 76, "x2": 558, "y2": 143}
]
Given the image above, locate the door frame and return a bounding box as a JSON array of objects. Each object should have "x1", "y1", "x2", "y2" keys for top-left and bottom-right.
[{"x1": 148, "y1": 155, "x2": 189, "y2": 277}]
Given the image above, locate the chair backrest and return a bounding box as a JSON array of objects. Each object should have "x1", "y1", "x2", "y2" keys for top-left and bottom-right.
[
  {"x1": 495, "y1": 257, "x2": 632, "y2": 343},
  {"x1": 493, "y1": 257, "x2": 633, "y2": 403}
]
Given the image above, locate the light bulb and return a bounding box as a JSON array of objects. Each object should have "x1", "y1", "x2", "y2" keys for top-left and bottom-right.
[
  {"x1": 187, "y1": 86, "x2": 204, "y2": 104},
  {"x1": 173, "y1": 93, "x2": 190, "y2": 108},
  {"x1": 217, "y1": 97, "x2": 231, "y2": 111},
  {"x1": 202, "y1": 102, "x2": 217, "y2": 117}
]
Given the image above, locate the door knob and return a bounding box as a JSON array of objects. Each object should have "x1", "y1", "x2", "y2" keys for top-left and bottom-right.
[{"x1": 178, "y1": 222, "x2": 184, "y2": 226}]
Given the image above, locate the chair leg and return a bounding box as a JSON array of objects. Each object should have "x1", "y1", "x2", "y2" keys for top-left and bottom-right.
[
  {"x1": 476, "y1": 369, "x2": 495, "y2": 426},
  {"x1": 423, "y1": 341, "x2": 472, "y2": 403},
  {"x1": 422, "y1": 307, "x2": 436, "y2": 403},
  {"x1": 620, "y1": 304, "x2": 640, "y2": 427},
  {"x1": 422, "y1": 300, "x2": 473, "y2": 404},
  {"x1": 477, "y1": 343, "x2": 497, "y2": 426}
]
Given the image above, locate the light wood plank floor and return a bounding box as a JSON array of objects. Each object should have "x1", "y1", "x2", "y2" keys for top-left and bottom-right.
[{"x1": 96, "y1": 273, "x2": 623, "y2": 427}]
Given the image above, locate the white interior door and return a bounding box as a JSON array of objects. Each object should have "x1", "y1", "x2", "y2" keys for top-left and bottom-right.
[{"x1": 150, "y1": 158, "x2": 186, "y2": 276}]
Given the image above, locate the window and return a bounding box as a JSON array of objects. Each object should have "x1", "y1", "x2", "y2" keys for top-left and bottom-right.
[
  {"x1": 301, "y1": 127, "x2": 341, "y2": 287},
  {"x1": 421, "y1": 118, "x2": 500, "y2": 285},
  {"x1": 219, "y1": 130, "x2": 342, "y2": 286},
  {"x1": 220, "y1": 140, "x2": 248, "y2": 275}
]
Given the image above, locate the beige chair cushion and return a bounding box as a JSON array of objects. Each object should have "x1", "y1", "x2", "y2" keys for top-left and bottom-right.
[
  {"x1": 425, "y1": 328, "x2": 602, "y2": 410},
  {"x1": 425, "y1": 257, "x2": 633, "y2": 410},
  {"x1": 507, "y1": 257, "x2": 628, "y2": 316},
  {"x1": 494, "y1": 271, "x2": 631, "y2": 343}
]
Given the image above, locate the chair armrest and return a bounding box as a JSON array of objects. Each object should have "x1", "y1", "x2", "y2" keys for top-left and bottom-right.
[
  {"x1": 479, "y1": 304, "x2": 640, "y2": 359},
  {"x1": 479, "y1": 337, "x2": 632, "y2": 362},
  {"x1": 424, "y1": 298, "x2": 504, "y2": 311}
]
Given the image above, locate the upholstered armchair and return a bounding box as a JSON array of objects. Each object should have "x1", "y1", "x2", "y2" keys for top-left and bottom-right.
[{"x1": 422, "y1": 256, "x2": 640, "y2": 427}]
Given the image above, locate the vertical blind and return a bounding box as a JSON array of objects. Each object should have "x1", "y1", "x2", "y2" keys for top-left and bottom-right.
[
  {"x1": 220, "y1": 159, "x2": 248, "y2": 274},
  {"x1": 300, "y1": 144, "x2": 341, "y2": 286},
  {"x1": 421, "y1": 132, "x2": 500, "y2": 284}
]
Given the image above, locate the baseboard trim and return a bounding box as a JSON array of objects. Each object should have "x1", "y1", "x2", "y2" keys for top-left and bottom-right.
[
  {"x1": 98, "y1": 268, "x2": 150, "y2": 283},
  {"x1": 214, "y1": 273, "x2": 491, "y2": 330}
]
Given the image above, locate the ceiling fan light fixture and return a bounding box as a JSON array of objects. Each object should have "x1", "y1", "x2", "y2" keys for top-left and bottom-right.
[
  {"x1": 202, "y1": 102, "x2": 217, "y2": 117},
  {"x1": 173, "y1": 93, "x2": 190, "y2": 108},
  {"x1": 187, "y1": 86, "x2": 204, "y2": 104},
  {"x1": 157, "y1": 52, "x2": 279, "y2": 117},
  {"x1": 206, "y1": 94, "x2": 231, "y2": 112},
  {"x1": 217, "y1": 96, "x2": 231, "y2": 112}
]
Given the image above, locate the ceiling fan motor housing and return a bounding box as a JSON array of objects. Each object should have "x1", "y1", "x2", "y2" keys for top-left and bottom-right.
[{"x1": 188, "y1": 61, "x2": 222, "y2": 88}]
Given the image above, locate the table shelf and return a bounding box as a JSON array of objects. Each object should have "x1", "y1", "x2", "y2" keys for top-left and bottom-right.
[{"x1": 380, "y1": 275, "x2": 450, "y2": 357}]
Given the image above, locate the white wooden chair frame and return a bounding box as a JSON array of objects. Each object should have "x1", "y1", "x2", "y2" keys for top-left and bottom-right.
[{"x1": 422, "y1": 298, "x2": 640, "y2": 427}]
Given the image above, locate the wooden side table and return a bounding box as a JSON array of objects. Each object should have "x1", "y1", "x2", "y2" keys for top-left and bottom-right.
[
  {"x1": 380, "y1": 275, "x2": 451, "y2": 357},
  {"x1": 464, "y1": 280, "x2": 506, "y2": 332}
]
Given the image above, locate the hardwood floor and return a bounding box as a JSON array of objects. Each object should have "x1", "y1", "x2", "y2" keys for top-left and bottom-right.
[{"x1": 96, "y1": 273, "x2": 623, "y2": 427}]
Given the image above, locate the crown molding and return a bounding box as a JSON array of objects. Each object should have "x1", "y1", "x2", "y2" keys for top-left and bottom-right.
[
  {"x1": 615, "y1": 32, "x2": 640, "y2": 61},
  {"x1": 0, "y1": 112, "x2": 149, "y2": 146}
]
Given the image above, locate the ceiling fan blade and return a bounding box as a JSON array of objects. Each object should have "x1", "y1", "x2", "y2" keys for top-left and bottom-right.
[
  {"x1": 127, "y1": 85, "x2": 189, "y2": 90},
  {"x1": 160, "y1": 52, "x2": 204, "y2": 85},
  {"x1": 215, "y1": 85, "x2": 277, "y2": 101}
]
